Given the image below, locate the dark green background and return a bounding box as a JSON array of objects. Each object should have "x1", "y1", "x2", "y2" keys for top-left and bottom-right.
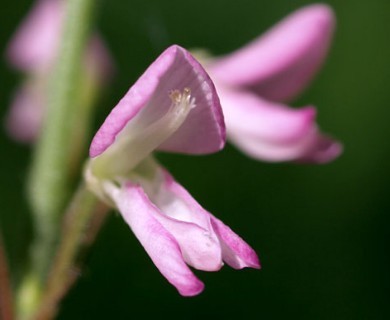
[{"x1": 1, "y1": 0, "x2": 389, "y2": 318}]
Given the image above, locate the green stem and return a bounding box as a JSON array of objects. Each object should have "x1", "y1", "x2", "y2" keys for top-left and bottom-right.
[
  {"x1": 27, "y1": 0, "x2": 96, "y2": 284},
  {"x1": 32, "y1": 185, "x2": 109, "y2": 320},
  {"x1": 18, "y1": 0, "x2": 97, "y2": 318},
  {"x1": 17, "y1": 184, "x2": 109, "y2": 320}
]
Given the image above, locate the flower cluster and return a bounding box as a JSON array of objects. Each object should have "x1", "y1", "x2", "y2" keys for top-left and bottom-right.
[{"x1": 206, "y1": 4, "x2": 342, "y2": 163}]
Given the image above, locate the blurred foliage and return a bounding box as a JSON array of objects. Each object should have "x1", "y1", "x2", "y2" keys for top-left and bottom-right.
[{"x1": 1, "y1": 0, "x2": 389, "y2": 319}]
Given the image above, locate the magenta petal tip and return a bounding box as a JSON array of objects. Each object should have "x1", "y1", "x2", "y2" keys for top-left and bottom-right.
[{"x1": 177, "y1": 280, "x2": 205, "y2": 297}]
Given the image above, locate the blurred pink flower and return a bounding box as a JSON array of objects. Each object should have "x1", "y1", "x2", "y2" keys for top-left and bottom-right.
[
  {"x1": 207, "y1": 4, "x2": 342, "y2": 163},
  {"x1": 5, "y1": 0, "x2": 113, "y2": 142},
  {"x1": 86, "y1": 45, "x2": 259, "y2": 296},
  {"x1": 5, "y1": 80, "x2": 45, "y2": 142},
  {"x1": 6, "y1": 0, "x2": 63, "y2": 73}
]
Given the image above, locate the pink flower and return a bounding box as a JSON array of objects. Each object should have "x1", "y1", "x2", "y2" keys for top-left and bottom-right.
[
  {"x1": 5, "y1": 0, "x2": 113, "y2": 142},
  {"x1": 86, "y1": 45, "x2": 260, "y2": 296},
  {"x1": 5, "y1": 79, "x2": 45, "y2": 142},
  {"x1": 207, "y1": 4, "x2": 342, "y2": 163},
  {"x1": 6, "y1": 0, "x2": 64, "y2": 73}
]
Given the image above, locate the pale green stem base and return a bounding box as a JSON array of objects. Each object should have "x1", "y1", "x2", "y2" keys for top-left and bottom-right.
[{"x1": 17, "y1": 185, "x2": 109, "y2": 320}]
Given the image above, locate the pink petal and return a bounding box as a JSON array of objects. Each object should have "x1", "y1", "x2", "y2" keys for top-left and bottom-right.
[
  {"x1": 6, "y1": 0, "x2": 64, "y2": 72},
  {"x1": 209, "y1": 4, "x2": 335, "y2": 102},
  {"x1": 89, "y1": 45, "x2": 225, "y2": 158},
  {"x1": 147, "y1": 168, "x2": 259, "y2": 270},
  {"x1": 147, "y1": 170, "x2": 223, "y2": 271},
  {"x1": 5, "y1": 81, "x2": 45, "y2": 142},
  {"x1": 220, "y1": 88, "x2": 315, "y2": 142},
  {"x1": 220, "y1": 88, "x2": 342, "y2": 163},
  {"x1": 112, "y1": 182, "x2": 204, "y2": 296},
  {"x1": 210, "y1": 216, "x2": 260, "y2": 269},
  {"x1": 150, "y1": 215, "x2": 223, "y2": 272}
]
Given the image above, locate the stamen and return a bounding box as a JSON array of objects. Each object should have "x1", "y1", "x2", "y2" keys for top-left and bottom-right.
[
  {"x1": 169, "y1": 87, "x2": 196, "y2": 110},
  {"x1": 169, "y1": 89, "x2": 182, "y2": 104}
]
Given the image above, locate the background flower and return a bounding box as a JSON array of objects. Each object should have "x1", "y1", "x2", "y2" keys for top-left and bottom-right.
[{"x1": 207, "y1": 4, "x2": 342, "y2": 163}]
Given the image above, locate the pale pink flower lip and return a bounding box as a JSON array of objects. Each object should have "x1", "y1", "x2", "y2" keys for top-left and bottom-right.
[
  {"x1": 206, "y1": 4, "x2": 342, "y2": 163},
  {"x1": 90, "y1": 45, "x2": 225, "y2": 158},
  {"x1": 109, "y1": 169, "x2": 259, "y2": 296},
  {"x1": 112, "y1": 182, "x2": 205, "y2": 297},
  {"x1": 218, "y1": 87, "x2": 343, "y2": 162}
]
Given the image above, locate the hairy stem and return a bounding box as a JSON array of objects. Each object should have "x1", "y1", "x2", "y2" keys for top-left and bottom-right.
[
  {"x1": 27, "y1": 0, "x2": 96, "y2": 287},
  {"x1": 18, "y1": 0, "x2": 97, "y2": 318}
]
